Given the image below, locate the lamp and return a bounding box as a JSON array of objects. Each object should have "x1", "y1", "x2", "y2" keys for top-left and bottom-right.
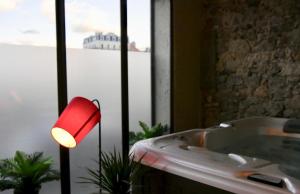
[{"x1": 51, "y1": 96, "x2": 102, "y2": 193}]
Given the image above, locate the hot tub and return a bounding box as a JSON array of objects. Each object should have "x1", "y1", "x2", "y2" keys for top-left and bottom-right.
[{"x1": 130, "y1": 117, "x2": 300, "y2": 194}]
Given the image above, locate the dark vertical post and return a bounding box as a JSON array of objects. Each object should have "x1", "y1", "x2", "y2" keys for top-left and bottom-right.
[
  {"x1": 150, "y1": 0, "x2": 156, "y2": 126},
  {"x1": 120, "y1": 0, "x2": 129, "y2": 158},
  {"x1": 55, "y1": 1, "x2": 71, "y2": 194},
  {"x1": 99, "y1": 122, "x2": 102, "y2": 194},
  {"x1": 92, "y1": 99, "x2": 102, "y2": 194},
  {"x1": 170, "y1": 0, "x2": 174, "y2": 133}
]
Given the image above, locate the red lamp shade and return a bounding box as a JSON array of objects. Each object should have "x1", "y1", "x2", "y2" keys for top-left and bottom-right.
[{"x1": 51, "y1": 97, "x2": 101, "y2": 148}]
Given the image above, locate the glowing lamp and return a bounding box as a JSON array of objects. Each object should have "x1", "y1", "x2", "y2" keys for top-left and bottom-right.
[
  {"x1": 51, "y1": 96, "x2": 102, "y2": 194},
  {"x1": 51, "y1": 97, "x2": 101, "y2": 148}
]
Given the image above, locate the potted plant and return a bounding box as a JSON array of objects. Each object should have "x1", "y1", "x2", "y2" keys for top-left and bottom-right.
[
  {"x1": 0, "y1": 151, "x2": 60, "y2": 194},
  {"x1": 79, "y1": 149, "x2": 143, "y2": 194},
  {"x1": 129, "y1": 121, "x2": 168, "y2": 146}
]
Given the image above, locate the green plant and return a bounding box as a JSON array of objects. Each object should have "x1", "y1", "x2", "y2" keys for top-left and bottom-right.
[
  {"x1": 79, "y1": 149, "x2": 143, "y2": 194},
  {"x1": 0, "y1": 151, "x2": 60, "y2": 194},
  {"x1": 129, "y1": 121, "x2": 168, "y2": 145}
]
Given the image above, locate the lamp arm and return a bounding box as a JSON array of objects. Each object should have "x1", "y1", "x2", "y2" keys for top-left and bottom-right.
[
  {"x1": 92, "y1": 99, "x2": 100, "y2": 109},
  {"x1": 92, "y1": 99, "x2": 102, "y2": 194}
]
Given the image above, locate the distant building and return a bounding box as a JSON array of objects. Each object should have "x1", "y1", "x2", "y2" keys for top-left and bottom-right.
[
  {"x1": 128, "y1": 42, "x2": 139, "y2": 52},
  {"x1": 83, "y1": 32, "x2": 120, "y2": 50},
  {"x1": 144, "y1": 47, "x2": 151, "y2": 52},
  {"x1": 83, "y1": 32, "x2": 140, "y2": 52}
]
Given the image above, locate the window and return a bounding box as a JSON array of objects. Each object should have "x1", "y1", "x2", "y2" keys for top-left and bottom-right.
[
  {"x1": 0, "y1": 0, "x2": 153, "y2": 193},
  {"x1": 0, "y1": 1, "x2": 59, "y2": 193},
  {"x1": 64, "y1": 1, "x2": 121, "y2": 193},
  {"x1": 128, "y1": 0, "x2": 152, "y2": 134}
]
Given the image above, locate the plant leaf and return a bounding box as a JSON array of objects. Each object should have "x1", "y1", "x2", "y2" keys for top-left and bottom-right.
[
  {"x1": 0, "y1": 151, "x2": 60, "y2": 192},
  {"x1": 79, "y1": 148, "x2": 144, "y2": 194}
]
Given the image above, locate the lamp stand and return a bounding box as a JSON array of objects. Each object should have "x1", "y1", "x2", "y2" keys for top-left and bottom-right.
[{"x1": 92, "y1": 99, "x2": 102, "y2": 194}]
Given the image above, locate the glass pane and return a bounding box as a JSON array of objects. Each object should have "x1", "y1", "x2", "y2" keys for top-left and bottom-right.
[
  {"x1": 128, "y1": 0, "x2": 152, "y2": 142},
  {"x1": 0, "y1": 0, "x2": 59, "y2": 193},
  {"x1": 64, "y1": 1, "x2": 121, "y2": 193}
]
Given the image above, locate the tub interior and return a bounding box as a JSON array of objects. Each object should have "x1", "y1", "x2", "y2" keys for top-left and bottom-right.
[
  {"x1": 212, "y1": 134, "x2": 300, "y2": 180},
  {"x1": 153, "y1": 117, "x2": 300, "y2": 181}
]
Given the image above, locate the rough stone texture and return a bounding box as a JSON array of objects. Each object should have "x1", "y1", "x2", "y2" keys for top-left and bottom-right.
[{"x1": 204, "y1": 0, "x2": 300, "y2": 124}]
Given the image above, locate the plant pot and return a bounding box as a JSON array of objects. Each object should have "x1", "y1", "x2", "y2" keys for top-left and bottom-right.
[
  {"x1": 14, "y1": 190, "x2": 39, "y2": 194},
  {"x1": 14, "y1": 187, "x2": 40, "y2": 194}
]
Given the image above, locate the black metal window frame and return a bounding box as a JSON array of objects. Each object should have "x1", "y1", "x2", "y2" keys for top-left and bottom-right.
[
  {"x1": 150, "y1": 0, "x2": 156, "y2": 126},
  {"x1": 55, "y1": 1, "x2": 70, "y2": 194},
  {"x1": 55, "y1": 0, "x2": 153, "y2": 193}
]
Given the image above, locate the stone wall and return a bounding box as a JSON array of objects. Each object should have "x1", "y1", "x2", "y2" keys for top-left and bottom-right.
[{"x1": 202, "y1": 0, "x2": 300, "y2": 124}]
